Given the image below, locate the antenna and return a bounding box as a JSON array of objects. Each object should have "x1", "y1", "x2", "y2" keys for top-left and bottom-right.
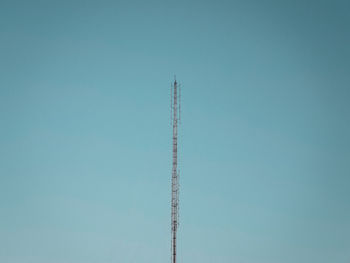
[
  {"x1": 179, "y1": 84, "x2": 181, "y2": 125},
  {"x1": 170, "y1": 84, "x2": 173, "y2": 126},
  {"x1": 170, "y1": 77, "x2": 180, "y2": 263}
]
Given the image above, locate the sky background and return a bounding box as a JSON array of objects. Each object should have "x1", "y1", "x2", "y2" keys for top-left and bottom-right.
[{"x1": 1, "y1": 0, "x2": 350, "y2": 262}]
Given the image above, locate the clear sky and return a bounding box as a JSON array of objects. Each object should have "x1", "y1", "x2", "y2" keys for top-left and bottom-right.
[{"x1": 0, "y1": 0, "x2": 349, "y2": 262}]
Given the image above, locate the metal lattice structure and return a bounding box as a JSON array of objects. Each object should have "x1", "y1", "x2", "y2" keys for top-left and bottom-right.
[{"x1": 170, "y1": 78, "x2": 180, "y2": 263}]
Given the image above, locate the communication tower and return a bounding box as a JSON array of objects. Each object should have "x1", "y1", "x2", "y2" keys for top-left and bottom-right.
[{"x1": 170, "y1": 77, "x2": 181, "y2": 263}]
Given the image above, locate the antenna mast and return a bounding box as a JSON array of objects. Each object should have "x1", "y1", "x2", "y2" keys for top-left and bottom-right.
[{"x1": 170, "y1": 77, "x2": 180, "y2": 263}]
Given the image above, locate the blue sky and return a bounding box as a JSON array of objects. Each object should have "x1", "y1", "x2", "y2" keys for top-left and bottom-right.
[{"x1": 0, "y1": 0, "x2": 349, "y2": 262}]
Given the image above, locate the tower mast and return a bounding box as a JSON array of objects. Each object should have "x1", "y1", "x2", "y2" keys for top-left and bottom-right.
[{"x1": 171, "y1": 78, "x2": 180, "y2": 263}]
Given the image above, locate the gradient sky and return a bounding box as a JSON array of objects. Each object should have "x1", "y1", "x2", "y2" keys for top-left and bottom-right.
[{"x1": 1, "y1": 0, "x2": 349, "y2": 262}]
